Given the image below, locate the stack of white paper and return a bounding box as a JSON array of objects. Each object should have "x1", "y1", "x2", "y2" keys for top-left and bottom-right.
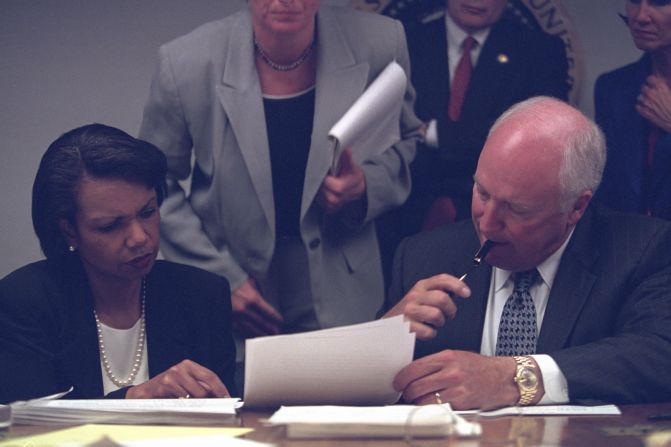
[
  {"x1": 267, "y1": 403, "x2": 481, "y2": 439},
  {"x1": 328, "y1": 60, "x2": 407, "y2": 172},
  {"x1": 244, "y1": 316, "x2": 415, "y2": 408},
  {"x1": 10, "y1": 397, "x2": 242, "y2": 426}
]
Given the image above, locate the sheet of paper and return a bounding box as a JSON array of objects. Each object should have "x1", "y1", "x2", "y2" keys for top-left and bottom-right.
[
  {"x1": 243, "y1": 316, "x2": 415, "y2": 408},
  {"x1": 267, "y1": 403, "x2": 481, "y2": 439},
  {"x1": 456, "y1": 404, "x2": 621, "y2": 418},
  {"x1": 10, "y1": 397, "x2": 242, "y2": 426},
  {"x1": 328, "y1": 60, "x2": 406, "y2": 172},
  {"x1": 0, "y1": 424, "x2": 268, "y2": 447}
]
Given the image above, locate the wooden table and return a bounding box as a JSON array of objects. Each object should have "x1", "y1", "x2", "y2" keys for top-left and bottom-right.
[{"x1": 3, "y1": 403, "x2": 671, "y2": 446}]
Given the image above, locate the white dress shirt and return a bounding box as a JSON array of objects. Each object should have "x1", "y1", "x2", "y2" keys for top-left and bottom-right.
[
  {"x1": 480, "y1": 232, "x2": 574, "y2": 404},
  {"x1": 99, "y1": 318, "x2": 149, "y2": 395}
]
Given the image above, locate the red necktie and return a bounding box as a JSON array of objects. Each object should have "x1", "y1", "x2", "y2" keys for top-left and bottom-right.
[{"x1": 448, "y1": 36, "x2": 477, "y2": 121}]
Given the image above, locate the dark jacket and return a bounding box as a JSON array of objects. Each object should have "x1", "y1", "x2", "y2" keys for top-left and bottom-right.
[{"x1": 0, "y1": 259, "x2": 236, "y2": 403}]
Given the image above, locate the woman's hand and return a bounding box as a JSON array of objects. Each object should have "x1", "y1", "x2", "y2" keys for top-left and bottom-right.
[
  {"x1": 636, "y1": 74, "x2": 671, "y2": 133},
  {"x1": 125, "y1": 359, "x2": 230, "y2": 399},
  {"x1": 231, "y1": 278, "x2": 283, "y2": 337},
  {"x1": 318, "y1": 149, "x2": 366, "y2": 214}
]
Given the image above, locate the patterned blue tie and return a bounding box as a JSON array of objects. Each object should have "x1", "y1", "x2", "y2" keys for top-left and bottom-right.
[{"x1": 495, "y1": 269, "x2": 539, "y2": 356}]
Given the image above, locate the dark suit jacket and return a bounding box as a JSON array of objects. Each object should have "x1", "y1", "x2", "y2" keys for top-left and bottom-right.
[
  {"x1": 594, "y1": 54, "x2": 671, "y2": 219},
  {"x1": 383, "y1": 205, "x2": 671, "y2": 404},
  {"x1": 0, "y1": 260, "x2": 236, "y2": 404},
  {"x1": 406, "y1": 14, "x2": 569, "y2": 221}
]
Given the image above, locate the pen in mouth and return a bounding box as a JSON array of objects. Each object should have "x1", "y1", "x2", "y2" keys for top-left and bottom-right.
[
  {"x1": 473, "y1": 239, "x2": 494, "y2": 266},
  {"x1": 459, "y1": 240, "x2": 494, "y2": 281}
]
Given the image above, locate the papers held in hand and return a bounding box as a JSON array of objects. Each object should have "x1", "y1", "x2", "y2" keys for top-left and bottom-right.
[
  {"x1": 243, "y1": 316, "x2": 415, "y2": 408},
  {"x1": 328, "y1": 60, "x2": 407, "y2": 173}
]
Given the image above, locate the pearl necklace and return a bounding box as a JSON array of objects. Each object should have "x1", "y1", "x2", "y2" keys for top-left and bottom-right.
[
  {"x1": 254, "y1": 37, "x2": 315, "y2": 72},
  {"x1": 93, "y1": 279, "x2": 146, "y2": 388}
]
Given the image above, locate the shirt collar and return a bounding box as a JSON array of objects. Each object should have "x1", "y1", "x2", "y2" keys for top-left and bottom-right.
[
  {"x1": 445, "y1": 13, "x2": 490, "y2": 50},
  {"x1": 493, "y1": 229, "x2": 575, "y2": 292}
]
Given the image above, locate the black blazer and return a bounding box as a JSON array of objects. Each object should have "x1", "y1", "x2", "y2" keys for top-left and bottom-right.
[
  {"x1": 384, "y1": 205, "x2": 671, "y2": 404},
  {"x1": 406, "y1": 15, "x2": 569, "y2": 219},
  {"x1": 594, "y1": 53, "x2": 671, "y2": 219},
  {"x1": 0, "y1": 260, "x2": 236, "y2": 403}
]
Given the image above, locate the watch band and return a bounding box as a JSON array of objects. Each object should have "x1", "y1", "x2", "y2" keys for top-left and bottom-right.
[{"x1": 513, "y1": 356, "x2": 538, "y2": 406}]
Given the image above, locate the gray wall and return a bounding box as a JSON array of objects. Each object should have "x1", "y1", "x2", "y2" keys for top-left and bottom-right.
[{"x1": 0, "y1": 1, "x2": 643, "y2": 277}]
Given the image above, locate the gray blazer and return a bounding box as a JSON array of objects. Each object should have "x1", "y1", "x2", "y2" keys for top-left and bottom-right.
[{"x1": 139, "y1": 6, "x2": 421, "y2": 328}]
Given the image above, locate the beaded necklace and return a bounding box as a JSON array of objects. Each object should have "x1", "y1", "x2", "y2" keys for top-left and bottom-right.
[
  {"x1": 93, "y1": 279, "x2": 146, "y2": 388},
  {"x1": 254, "y1": 37, "x2": 315, "y2": 72}
]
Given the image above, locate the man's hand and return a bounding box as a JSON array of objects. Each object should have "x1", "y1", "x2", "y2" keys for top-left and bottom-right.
[
  {"x1": 126, "y1": 359, "x2": 230, "y2": 399},
  {"x1": 231, "y1": 278, "x2": 283, "y2": 337},
  {"x1": 637, "y1": 74, "x2": 671, "y2": 133},
  {"x1": 318, "y1": 148, "x2": 366, "y2": 214},
  {"x1": 393, "y1": 350, "x2": 519, "y2": 410},
  {"x1": 383, "y1": 274, "x2": 471, "y2": 340}
]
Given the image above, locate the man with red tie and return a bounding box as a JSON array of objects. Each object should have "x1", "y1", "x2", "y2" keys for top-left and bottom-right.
[{"x1": 399, "y1": 0, "x2": 569, "y2": 233}]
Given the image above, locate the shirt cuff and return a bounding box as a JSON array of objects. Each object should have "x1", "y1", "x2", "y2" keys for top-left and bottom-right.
[
  {"x1": 532, "y1": 354, "x2": 569, "y2": 404},
  {"x1": 424, "y1": 119, "x2": 439, "y2": 148}
]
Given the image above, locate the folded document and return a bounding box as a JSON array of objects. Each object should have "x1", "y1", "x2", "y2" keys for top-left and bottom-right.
[{"x1": 268, "y1": 403, "x2": 482, "y2": 439}]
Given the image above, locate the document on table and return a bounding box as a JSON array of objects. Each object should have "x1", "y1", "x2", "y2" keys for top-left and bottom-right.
[
  {"x1": 10, "y1": 395, "x2": 242, "y2": 426},
  {"x1": 267, "y1": 403, "x2": 481, "y2": 439},
  {"x1": 328, "y1": 59, "x2": 406, "y2": 173},
  {"x1": 456, "y1": 404, "x2": 621, "y2": 417},
  {"x1": 0, "y1": 425, "x2": 269, "y2": 447},
  {"x1": 243, "y1": 315, "x2": 415, "y2": 408}
]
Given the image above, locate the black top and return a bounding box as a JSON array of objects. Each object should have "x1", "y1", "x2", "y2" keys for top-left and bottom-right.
[
  {"x1": 263, "y1": 88, "x2": 316, "y2": 238},
  {"x1": 0, "y1": 259, "x2": 236, "y2": 403}
]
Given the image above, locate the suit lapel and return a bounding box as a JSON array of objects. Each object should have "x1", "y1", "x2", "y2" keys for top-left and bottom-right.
[
  {"x1": 420, "y1": 228, "x2": 491, "y2": 356},
  {"x1": 145, "y1": 272, "x2": 191, "y2": 377},
  {"x1": 454, "y1": 262, "x2": 492, "y2": 351},
  {"x1": 57, "y1": 270, "x2": 104, "y2": 398},
  {"x1": 461, "y1": 22, "x2": 516, "y2": 120},
  {"x1": 537, "y1": 209, "x2": 598, "y2": 352},
  {"x1": 215, "y1": 11, "x2": 275, "y2": 230},
  {"x1": 301, "y1": 10, "x2": 369, "y2": 219}
]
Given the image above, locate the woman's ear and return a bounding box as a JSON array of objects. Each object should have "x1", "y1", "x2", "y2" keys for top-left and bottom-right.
[{"x1": 59, "y1": 219, "x2": 77, "y2": 248}]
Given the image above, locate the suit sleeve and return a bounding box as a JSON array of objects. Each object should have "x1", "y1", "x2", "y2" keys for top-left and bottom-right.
[
  {"x1": 550, "y1": 224, "x2": 671, "y2": 404},
  {"x1": 139, "y1": 46, "x2": 248, "y2": 290},
  {"x1": 0, "y1": 273, "x2": 65, "y2": 403},
  {"x1": 351, "y1": 19, "x2": 422, "y2": 228}
]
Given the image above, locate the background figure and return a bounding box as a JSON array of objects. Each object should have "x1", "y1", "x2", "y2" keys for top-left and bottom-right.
[
  {"x1": 594, "y1": 0, "x2": 671, "y2": 219},
  {"x1": 378, "y1": 0, "x2": 569, "y2": 281},
  {"x1": 139, "y1": 0, "x2": 420, "y2": 367},
  {"x1": 0, "y1": 124, "x2": 235, "y2": 404},
  {"x1": 384, "y1": 97, "x2": 671, "y2": 409}
]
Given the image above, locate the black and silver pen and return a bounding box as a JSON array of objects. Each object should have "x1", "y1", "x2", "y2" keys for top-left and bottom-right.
[{"x1": 459, "y1": 240, "x2": 494, "y2": 282}]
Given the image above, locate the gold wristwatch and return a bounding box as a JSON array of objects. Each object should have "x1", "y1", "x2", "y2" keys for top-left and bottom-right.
[{"x1": 513, "y1": 356, "x2": 539, "y2": 406}]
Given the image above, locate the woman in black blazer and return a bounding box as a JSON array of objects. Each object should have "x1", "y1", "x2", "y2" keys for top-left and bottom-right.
[{"x1": 0, "y1": 124, "x2": 236, "y2": 403}]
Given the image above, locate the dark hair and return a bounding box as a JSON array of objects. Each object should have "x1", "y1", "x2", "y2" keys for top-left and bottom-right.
[{"x1": 32, "y1": 123, "x2": 167, "y2": 260}]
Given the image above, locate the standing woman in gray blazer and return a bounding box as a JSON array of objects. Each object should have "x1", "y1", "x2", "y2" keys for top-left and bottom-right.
[{"x1": 139, "y1": 0, "x2": 421, "y2": 349}]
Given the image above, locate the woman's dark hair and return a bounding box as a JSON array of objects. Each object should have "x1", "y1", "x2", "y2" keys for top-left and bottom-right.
[{"x1": 32, "y1": 123, "x2": 167, "y2": 260}]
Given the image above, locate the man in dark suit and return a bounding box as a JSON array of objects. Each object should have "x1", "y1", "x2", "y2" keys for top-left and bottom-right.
[
  {"x1": 404, "y1": 0, "x2": 569, "y2": 227},
  {"x1": 383, "y1": 96, "x2": 671, "y2": 409}
]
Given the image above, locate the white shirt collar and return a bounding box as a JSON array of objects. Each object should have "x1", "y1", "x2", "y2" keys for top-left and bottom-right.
[
  {"x1": 445, "y1": 13, "x2": 490, "y2": 51},
  {"x1": 493, "y1": 229, "x2": 576, "y2": 292}
]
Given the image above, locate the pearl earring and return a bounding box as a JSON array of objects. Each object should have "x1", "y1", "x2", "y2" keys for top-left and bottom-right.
[{"x1": 68, "y1": 245, "x2": 76, "y2": 252}]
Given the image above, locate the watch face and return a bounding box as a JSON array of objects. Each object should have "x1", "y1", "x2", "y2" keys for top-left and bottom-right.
[{"x1": 519, "y1": 368, "x2": 538, "y2": 389}]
